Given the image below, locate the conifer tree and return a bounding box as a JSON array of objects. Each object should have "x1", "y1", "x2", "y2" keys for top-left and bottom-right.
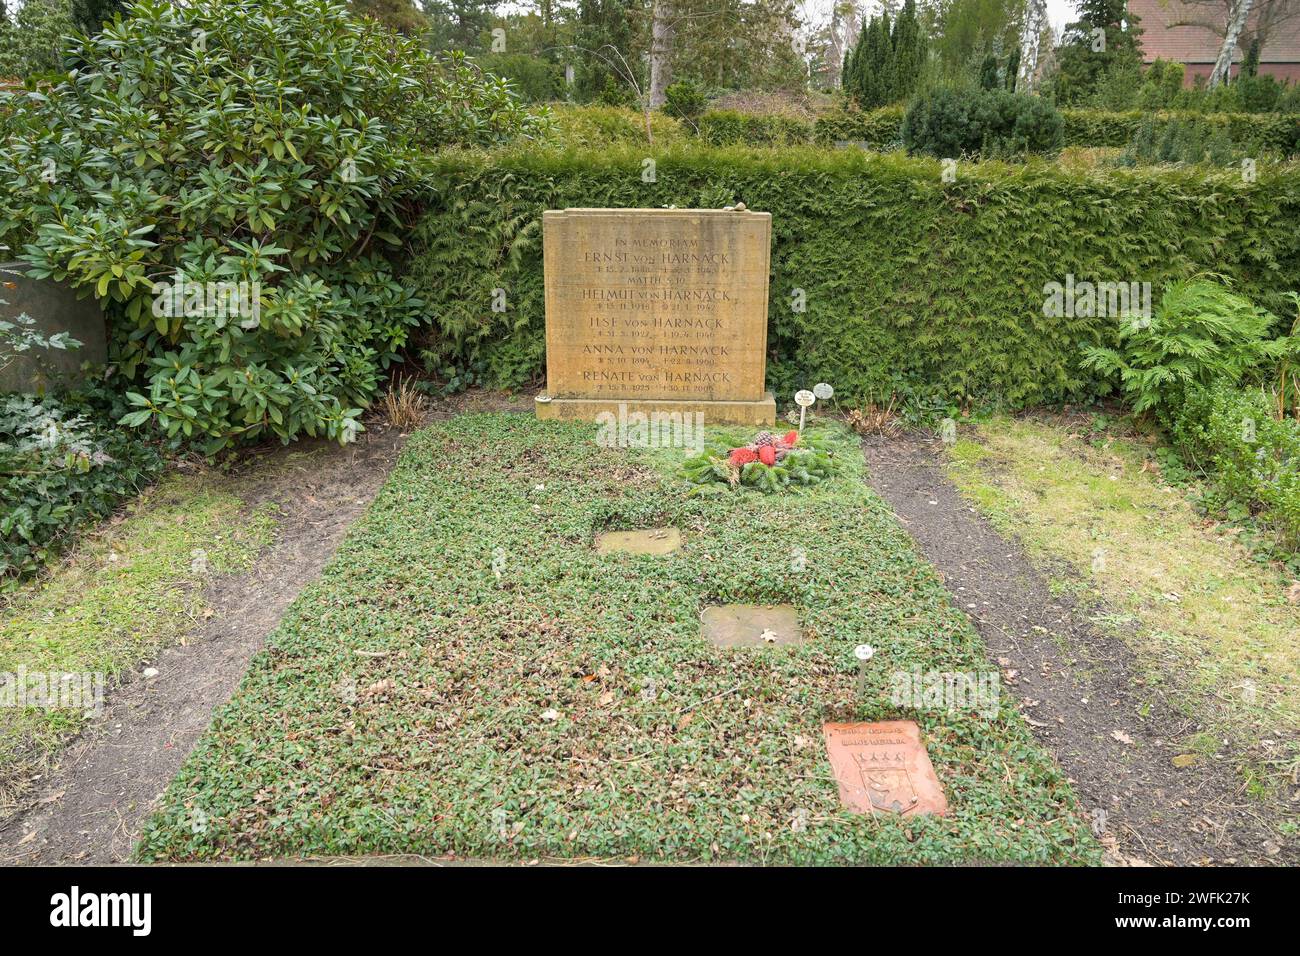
[
  {"x1": 978, "y1": 53, "x2": 999, "y2": 89},
  {"x1": 889, "y1": 0, "x2": 924, "y2": 103},
  {"x1": 844, "y1": 2, "x2": 926, "y2": 109},
  {"x1": 1053, "y1": 0, "x2": 1143, "y2": 105}
]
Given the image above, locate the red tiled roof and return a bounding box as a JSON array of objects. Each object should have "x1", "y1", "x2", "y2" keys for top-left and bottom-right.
[{"x1": 1129, "y1": 0, "x2": 1300, "y2": 63}]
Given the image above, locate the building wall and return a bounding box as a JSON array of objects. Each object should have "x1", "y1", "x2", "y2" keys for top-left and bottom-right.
[{"x1": 1156, "y1": 61, "x2": 1300, "y2": 87}]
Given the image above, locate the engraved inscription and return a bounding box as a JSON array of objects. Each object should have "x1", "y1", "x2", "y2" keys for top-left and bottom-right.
[{"x1": 542, "y1": 209, "x2": 772, "y2": 402}]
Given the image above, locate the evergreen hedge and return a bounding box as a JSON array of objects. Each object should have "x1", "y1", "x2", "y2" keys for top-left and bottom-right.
[
  {"x1": 813, "y1": 106, "x2": 906, "y2": 148},
  {"x1": 1061, "y1": 108, "x2": 1300, "y2": 155},
  {"x1": 407, "y1": 146, "x2": 1300, "y2": 410},
  {"x1": 691, "y1": 106, "x2": 1300, "y2": 157},
  {"x1": 695, "y1": 110, "x2": 817, "y2": 147}
]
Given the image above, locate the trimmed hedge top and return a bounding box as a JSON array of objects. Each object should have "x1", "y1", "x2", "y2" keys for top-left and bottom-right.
[
  {"x1": 409, "y1": 144, "x2": 1300, "y2": 410},
  {"x1": 694, "y1": 105, "x2": 1300, "y2": 157}
]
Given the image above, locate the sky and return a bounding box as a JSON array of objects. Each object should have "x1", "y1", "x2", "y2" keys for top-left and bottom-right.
[
  {"x1": 4, "y1": 1, "x2": 1086, "y2": 42},
  {"x1": 790, "y1": 0, "x2": 1082, "y2": 38},
  {"x1": 1045, "y1": 0, "x2": 1080, "y2": 33}
]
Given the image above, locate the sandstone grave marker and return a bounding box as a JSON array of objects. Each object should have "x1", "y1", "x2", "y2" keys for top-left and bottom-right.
[
  {"x1": 822, "y1": 720, "x2": 948, "y2": 816},
  {"x1": 535, "y1": 208, "x2": 776, "y2": 425},
  {"x1": 701, "y1": 604, "x2": 801, "y2": 648},
  {"x1": 595, "y1": 527, "x2": 682, "y2": 556}
]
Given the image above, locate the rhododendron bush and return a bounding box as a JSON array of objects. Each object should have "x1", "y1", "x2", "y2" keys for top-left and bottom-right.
[{"x1": 0, "y1": 0, "x2": 545, "y2": 452}]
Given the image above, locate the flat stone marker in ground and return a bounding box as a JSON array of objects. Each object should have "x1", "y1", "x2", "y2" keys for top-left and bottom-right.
[
  {"x1": 700, "y1": 604, "x2": 801, "y2": 648},
  {"x1": 823, "y1": 720, "x2": 948, "y2": 817},
  {"x1": 535, "y1": 207, "x2": 776, "y2": 425},
  {"x1": 595, "y1": 527, "x2": 682, "y2": 555}
]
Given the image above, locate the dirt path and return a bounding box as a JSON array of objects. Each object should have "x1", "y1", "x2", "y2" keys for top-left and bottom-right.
[
  {"x1": 0, "y1": 423, "x2": 411, "y2": 863},
  {"x1": 862, "y1": 434, "x2": 1293, "y2": 867}
]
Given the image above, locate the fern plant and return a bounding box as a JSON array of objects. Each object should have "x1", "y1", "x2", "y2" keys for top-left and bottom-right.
[{"x1": 1079, "y1": 276, "x2": 1296, "y2": 419}]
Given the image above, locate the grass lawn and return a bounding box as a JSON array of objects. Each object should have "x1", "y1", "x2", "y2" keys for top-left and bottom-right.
[
  {"x1": 0, "y1": 474, "x2": 274, "y2": 814},
  {"x1": 136, "y1": 413, "x2": 1098, "y2": 864},
  {"x1": 947, "y1": 416, "x2": 1300, "y2": 797}
]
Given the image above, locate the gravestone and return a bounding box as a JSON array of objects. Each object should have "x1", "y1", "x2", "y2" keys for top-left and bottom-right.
[
  {"x1": 822, "y1": 720, "x2": 948, "y2": 817},
  {"x1": 535, "y1": 208, "x2": 776, "y2": 425}
]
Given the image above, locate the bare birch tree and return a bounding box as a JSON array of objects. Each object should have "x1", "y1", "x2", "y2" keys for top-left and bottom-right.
[{"x1": 1210, "y1": 0, "x2": 1255, "y2": 86}]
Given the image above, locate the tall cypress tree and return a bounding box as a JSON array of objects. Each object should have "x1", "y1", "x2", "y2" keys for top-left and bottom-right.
[
  {"x1": 845, "y1": 2, "x2": 926, "y2": 109},
  {"x1": 1053, "y1": 0, "x2": 1143, "y2": 105},
  {"x1": 978, "y1": 53, "x2": 999, "y2": 90},
  {"x1": 874, "y1": 10, "x2": 893, "y2": 107},
  {"x1": 842, "y1": 18, "x2": 864, "y2": 92},
  {"x1": 889, "y1": 0, "x2": 923, "y2": 103},
  {"x1": 852, "y1": 15, "x2": 881, "y2": 107}
]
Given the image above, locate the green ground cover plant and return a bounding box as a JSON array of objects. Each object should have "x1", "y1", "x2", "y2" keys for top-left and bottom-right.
[
  {"x1": 135, "y1": 414, "x2": 1097, "y2": 863},
  {"x1": 2, "y1": 267, "x2": 166, "y2": 584},
  {"x1": 1173, "y1": 384, "x2": 1300, "y2": 555},
  {"x1": 1, "y1": 391, "x2": 164, "y2": 584},
  {"x1": 409, "y1": 146, "x2": 1300, "y2": 411}
]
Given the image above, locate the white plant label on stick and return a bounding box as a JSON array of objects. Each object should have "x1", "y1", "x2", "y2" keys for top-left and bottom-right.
[
  {"x1": 794, "y1": 389, "x2": 815, "y2": 433},
  {"x1": 853, "y1": 643, "x2": 874, "y2": 696},
  {"x1": 813, "y1": 382, "x2": 833, "y2": 401}
]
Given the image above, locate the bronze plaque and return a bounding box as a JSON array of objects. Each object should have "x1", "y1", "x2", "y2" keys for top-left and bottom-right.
[{"x1": 822, "y1": 720, "x2": 948, "y2": 817}]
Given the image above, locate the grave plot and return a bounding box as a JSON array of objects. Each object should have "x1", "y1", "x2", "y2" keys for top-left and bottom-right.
[{"x1": 136, "y1": 414, "x2": 1097, "y2": 864}]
